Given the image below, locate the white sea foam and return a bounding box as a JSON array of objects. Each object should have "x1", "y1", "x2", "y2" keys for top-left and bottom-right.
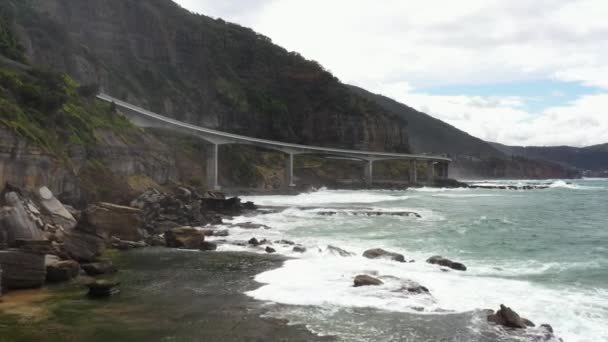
[{"x1": 229, "y1": 187, "x2": 607, "y2": 342}]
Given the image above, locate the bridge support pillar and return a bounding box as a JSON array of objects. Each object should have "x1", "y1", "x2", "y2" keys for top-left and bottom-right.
[
  {"x1": 364, "y1": 160, "x2": 374, "y2": 186},
  {"x1": 410, "y1": 160, "x2": 418, "y2": 184},
  {"x1": 206, "y1": 143, "x2": 220, "y2": 191},
  {"x1": 427, "y1": 161, "x2": 435, "y2": 183},
  {"x1": 285, "y1": 153, "x2": 296, "y2": 187}
]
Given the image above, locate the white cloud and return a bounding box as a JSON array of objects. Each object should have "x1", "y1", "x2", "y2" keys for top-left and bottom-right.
[{"x1": 175, "y1": 0, "x2": 608, "y2": 146}]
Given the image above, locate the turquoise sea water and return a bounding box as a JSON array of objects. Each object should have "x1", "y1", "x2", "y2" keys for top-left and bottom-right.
[{"x1": 215, "y1": 179, "x2": 608, "y2": 341}]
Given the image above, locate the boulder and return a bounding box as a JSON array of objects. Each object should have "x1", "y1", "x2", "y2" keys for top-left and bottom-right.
[
  {"x1": 426, "y1": 255, "x2": 467, "y2": 271},
  {"x1": 265, "y1": 246, "x2": 276, "y2": 254},
  {"x1": 164, "y1": 226, "x2": 205, "y2": 249},
  {"x1": 394, "y1": 280, "x2": 430, "y2": 294},
  {"x1": 0, "y1": 250, "x2": 46, "y2": 290},
  {"x1": 86, "y1": 280, "x2": 120, "y2": 298},
  {"x1": 353, "y1": 274, "x2": 383, "y2": 287},
  {"x1": 487, "y1": 304, "x2": 535, "y2": 329},
  {"x1": 293, "y1": 245, "x2": 307, "y2": 253},
  {"x1": 213, "y1": 230, "x2": 229, "y2": 237},
  {"x1": 62, "y1": 230, "x2": 106, "y2": 262},
  {"x1": 248, "y1": 238, "x2": 260, "y2": 246},
  {"x1": 327, "y1": 245, "x2": 355, "y2": 257},
  {"x1": 276, "y1": 239, "x2": 295, "y2": 245},
  {"x1": 145, "y1": 235, "x2": 166, "y2": 247},
  {"x1": 82, "y1": 203, "x2": 143, "y2": 241},
  {"x1": 0, "y1": 192, "x2": 44, "y2": 246},
  {"x1": 81, "y1": 261, "x2": 117, "y2": 276},
  {"x1": 46, "y1": 259, "x2": 80, "y2": 283},
  {"x1": 363, "y1": 248, "x2": 406, "y2": 262},
  {"x1": 199, "y1": 241, "x2": 217, "y2": 251},
  {"x1": 36, "y1": 186, "x2": 77, "y2": 230}
]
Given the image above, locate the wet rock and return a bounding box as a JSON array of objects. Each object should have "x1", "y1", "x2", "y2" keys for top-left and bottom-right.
[
  {"x1": 353, "y1": 274, "x2": 383, "y2": 287},
  {"x1": 164, "y1": 226, "x2": 205, "y2": 249},
  {"x1": 86, "y1": 280, "x2": 120, "y2": 298},
  {"x1": 327, "y1": 245, "x2": 355, "y2": 257},
  {"x1": 213, "y1": 230, "x2": 229, "y2": 237},
  {"x1": 275, "y1": 239, "x2": 295, "y2": 245},
  {"x1": 265, "y1": 246, "x2": 276, "y2": 254},
  {"x1": 81, "y1": 203, "x2": 143, "y2": 241},
  {"x1": 81, "y1": 261, "x2": 117, "y2": 276},
  {"x1": 0, "y1": 250, "x2": 46, "y2": 290},
  {"x1": 363, "y1": 248, "x2": 405, "y2": 262},
  {"x1": 426, "y1": 255, "x2": 467, "y2": 271},
  {"x1": 393, "y1": 280, "x2": 430, "y2": 294},
  {"x1": 199, "y1": 241, "x2": 217, "y2": 251},
  {"x1": 293, "y1": 245, "x2": 307, "y2": 253},
  {"x1": 46, "y1": 259, "x2": 80, "y2": 283},
  {"x1": 540, "y1": 324, "x2": 554, "y2": 333},
  {"x1": 231, "y1": 222, "x2": 271, "y2": 230},
  {"x1": 62, "y1": 230, "x2": 106, "y2": 262},
  {"x1": 487, "y1": 304, "x2": 534, "y2": 329},
  {"x1": 248, "y1": 238, "x2": 260, "y2": 246}
]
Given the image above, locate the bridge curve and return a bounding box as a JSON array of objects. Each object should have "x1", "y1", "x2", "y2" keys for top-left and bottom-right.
[{"x1": 97, "y1": 93, "x2": 450, "y2": 189}]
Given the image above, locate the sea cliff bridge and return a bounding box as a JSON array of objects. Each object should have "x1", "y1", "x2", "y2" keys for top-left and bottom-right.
[{"x1": 97, "y1": 94, "x2": 451, "y2": 190}]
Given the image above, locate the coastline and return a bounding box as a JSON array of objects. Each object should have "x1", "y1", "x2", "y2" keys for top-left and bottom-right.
[{"x1": 0, "y1": 249, "x2": 334, "y2": 341}]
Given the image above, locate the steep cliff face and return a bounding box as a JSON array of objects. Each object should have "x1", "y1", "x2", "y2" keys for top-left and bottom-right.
[{"x1": 11, "y1": 0, "x2": 409, "y2": 153}]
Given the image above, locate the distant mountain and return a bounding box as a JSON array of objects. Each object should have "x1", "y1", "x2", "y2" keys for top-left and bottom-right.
[
  {"x1": 350, "y1": 86, "x2": 580, "y2": 179},
  {"x1": 491, "y1": 143, "x2": 608, "y2": 172}
]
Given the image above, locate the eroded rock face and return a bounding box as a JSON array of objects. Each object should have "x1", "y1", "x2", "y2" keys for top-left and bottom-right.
[
  {"x1": 0, "y1": 192, "x2": 44, "y2": 246},
  {"x1": 164, "y1": 226, "x2": 205, "y2": 249},
  {"x1": 82, "y1": 203, "x2": 143, "y2": 241},
  {"x1": 426, "y1": 255, "x2": 467, "y2": 271},
  {"x1": 487, "y1": 304, "x2": 535, "y2": 329},
  {"x1": 36, "y1": 186, "x2": 77, "y2": 231},
  {"x1": 0, "y1": 250, "x2": 46, "y2": 290},
  {"x1": 354, "y1": 274, "x2": 383, "y2": 287},
  {"x1": 363, "y1": 248, "x2": 405, "y2": 262}
]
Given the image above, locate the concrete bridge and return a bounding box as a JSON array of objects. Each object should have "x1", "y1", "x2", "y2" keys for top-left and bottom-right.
[{"x1": 97, "y1": 94, "x2": 451, "y2": 190}]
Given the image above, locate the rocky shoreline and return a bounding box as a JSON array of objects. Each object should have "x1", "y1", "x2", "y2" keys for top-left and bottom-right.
[{"x1": 0, "y1": 183, "x2": 562, "y2": 341}]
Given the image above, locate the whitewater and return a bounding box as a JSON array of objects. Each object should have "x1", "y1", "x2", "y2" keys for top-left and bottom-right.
[{"x1": 209, "y1": 179, "x2": 608, "y2": 342}]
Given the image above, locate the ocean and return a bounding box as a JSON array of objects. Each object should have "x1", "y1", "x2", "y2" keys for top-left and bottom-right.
[{"x1": 210, "y1": 179, "x2": 608, "y2": 341}]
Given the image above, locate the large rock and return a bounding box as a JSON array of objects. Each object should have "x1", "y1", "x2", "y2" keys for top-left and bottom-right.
[
  {"x1": 353, "y1": 274, "x2": 383, "y2": 287},
  {"x1": 36, "y1": 186, "x2": 77, "y2": 230},
  {"x1": 46, "y1": 258, "x2": 80, "y2": 283},
  {"x1": 86, "y1": 280, "x2": 120, "y2": 298},
  {"x1": 363, "y1": 248, "x2": 406, "y2": 262},
  {"x1": 164, "y1": 226, "x2": 205, "y2": 249},
  {"x1": 426, "y1": 255, "x2": 467, "y2": 271},
  {"x1": 82, "y1": 202, "x2": 143, "y2": 241},
  {"x1": 487, "y1": 304, "x2": 535, "y2": 329},
  {"x1": 0, "y1": 192, "x2": 44, "y2": 246},
  {"x1": 0, "y1": 250, "x2": 46, "y2": 290},
  {"x1": 62, "y1": 230, "x2": 106, "y2": 262}
]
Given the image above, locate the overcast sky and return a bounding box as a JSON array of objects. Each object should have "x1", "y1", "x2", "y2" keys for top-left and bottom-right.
[{"x1": 175, "y1": 0, "x2": 608, "y2": 147}]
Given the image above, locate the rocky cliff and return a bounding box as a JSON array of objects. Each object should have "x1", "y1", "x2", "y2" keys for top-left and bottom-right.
[{"x1": 10, "y1": 0, "x2": 409, "y2": 153}]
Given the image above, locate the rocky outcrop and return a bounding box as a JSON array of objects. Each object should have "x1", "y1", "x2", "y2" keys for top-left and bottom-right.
[
  {"x1": 199, "y1": 241, "x2": 217, "y2": 251},
  {"x1": 354, "y1": 275, "x2": 383, "y2": 287},
  {"x1": 293, "y1": 245, "x2": 307, "y2": 253},
  {"x1": 164, "y1": 226, "x2": 205, "y2": 249},
  {"x1": 426, "y1": 256, "x2": 467, "y2": 271},
  {"x1": 80, "y1": 202, "x2": 144, "y2": 241},
  {"x1": 265, "y1": 246, "x2": 276, "y2": 254},
  {"x1": 363, "y1": 248, "x2": 405, "y2": 262},
  {"x1": 487, "y1": 305, "x2": 535, "y2": 329},
  {"x1": 0, "y1": 250, "x2": 46, "y2": 290}
]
